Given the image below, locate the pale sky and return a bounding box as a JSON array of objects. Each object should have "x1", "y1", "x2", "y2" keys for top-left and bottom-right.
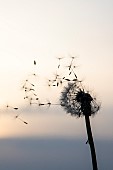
[{"x1": 0, "y1": 0, "x2": 113, "y2": 139}]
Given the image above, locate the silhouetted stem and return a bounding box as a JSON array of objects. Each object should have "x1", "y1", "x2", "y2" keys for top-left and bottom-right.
[{"x1": 85, "y1": 115, "x2": 98, "y2": 170}]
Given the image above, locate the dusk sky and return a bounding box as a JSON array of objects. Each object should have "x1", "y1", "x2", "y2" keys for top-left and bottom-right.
[{"x1": 0, "y1": 0, "x2": 113, "y2": 169}]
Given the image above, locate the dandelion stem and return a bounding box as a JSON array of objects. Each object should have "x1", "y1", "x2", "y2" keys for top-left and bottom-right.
[{"x1": 85, "y1": 115, "x2": 98, "y2": 170}]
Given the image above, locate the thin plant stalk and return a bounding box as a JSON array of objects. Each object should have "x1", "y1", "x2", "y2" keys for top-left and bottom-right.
[{"x1": 85, "y1": 115, "x2": 98, "y2": 170}]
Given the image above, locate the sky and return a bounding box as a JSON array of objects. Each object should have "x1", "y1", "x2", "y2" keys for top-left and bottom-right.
[{"x1": 0, "y1": 0, "x2": 113, "y2": 169}]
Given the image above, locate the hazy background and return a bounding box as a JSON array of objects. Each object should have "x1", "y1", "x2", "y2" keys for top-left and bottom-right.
[{"x1": 0, "y1": 0, "x2": 113, "y2": 169}]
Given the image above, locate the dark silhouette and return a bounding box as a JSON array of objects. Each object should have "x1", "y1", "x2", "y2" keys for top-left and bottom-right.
[{"x1": 60, "y1": 81, "x2": 100, "y2": 170}]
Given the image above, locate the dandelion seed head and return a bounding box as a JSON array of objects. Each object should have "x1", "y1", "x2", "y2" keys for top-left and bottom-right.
[{"x1": 60, "y1": 82, "x2": 100, "y2": 117}]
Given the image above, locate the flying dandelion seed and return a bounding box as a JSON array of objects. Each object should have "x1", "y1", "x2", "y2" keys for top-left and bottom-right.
[
  {"x1": 57, "y1": 57, "x2": 64, "y2": 68},
  {"x1": 17, "y1": 117, "x2": 28, "y2": 124},
  {"x1": 6, "y1": 105, "x2": 18, "y2": 110},
  {"x1": 34, "y1": 60, "x2": 36, "y2": 65},
  {"x1": 6, "y1": 105, "x2": 28, "y2": 125}
]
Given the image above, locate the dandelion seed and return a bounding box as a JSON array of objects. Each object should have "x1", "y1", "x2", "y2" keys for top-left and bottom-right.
[
  {"x1": 34, "y1": 60, "x2": 36, "y2": 65},
  {"x1": 39, "y1": 103, "x2": 45, "y2": 106},
  {"x1": 23, "y1": 121, "x2": 28, "y2": 124},
  {"x1": 13, "y1": 108, "x2": 18, "y2": 110},
  {"x1": 57, "y1": 57, "x2": 64, "y2": 68},
  {"x1": 18, "y1": 117, "x2": 28, "y2": 125}
]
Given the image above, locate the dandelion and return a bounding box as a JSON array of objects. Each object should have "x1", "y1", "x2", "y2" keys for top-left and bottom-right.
[{"x1": 60, "y1": 81, "x2": 100, "y2": 170}]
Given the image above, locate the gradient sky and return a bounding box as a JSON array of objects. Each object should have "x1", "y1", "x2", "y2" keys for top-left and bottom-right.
[
  {"x1": 0, "y1": 1, "x2": 113, "y2": 170},
  {"x1": 0, "y1": 0, "x2": 113, "y2": 139}
]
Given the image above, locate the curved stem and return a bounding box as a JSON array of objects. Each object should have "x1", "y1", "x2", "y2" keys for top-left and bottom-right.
[{"x1": 85, "y1": 115, "x2": 98, "y2": 170}]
